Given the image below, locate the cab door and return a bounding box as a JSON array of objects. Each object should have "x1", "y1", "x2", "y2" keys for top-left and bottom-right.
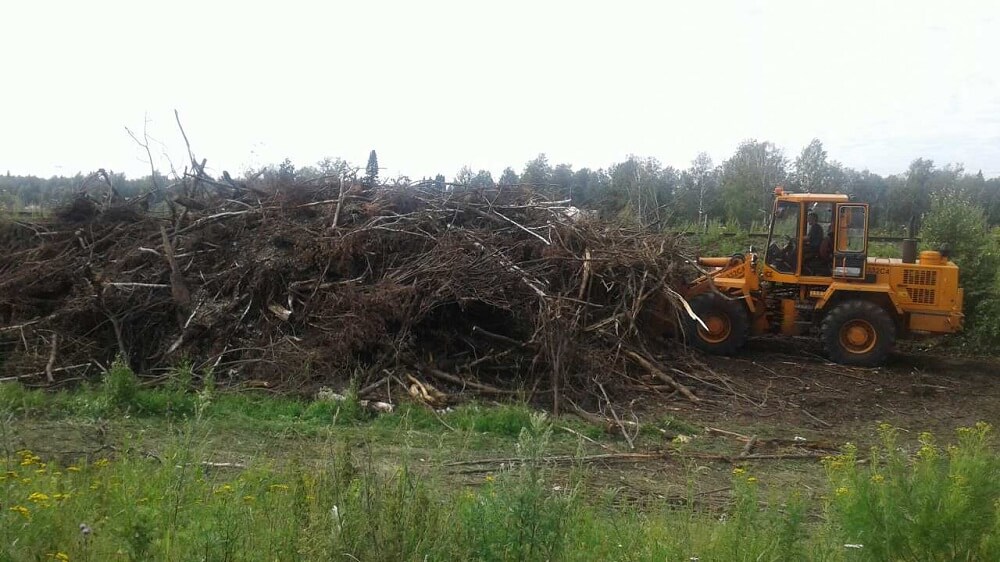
[{"x1": 832, "y1": 204, "x2": 868, "y2": 279}]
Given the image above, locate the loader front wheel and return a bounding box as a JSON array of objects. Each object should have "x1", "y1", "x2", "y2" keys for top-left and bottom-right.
[
  {"x1": 821, "y1": 300, "x2": 896, "y2": 367},
  {"x1": 685, "y1": 293, "x2": 749, "y2": 355}
]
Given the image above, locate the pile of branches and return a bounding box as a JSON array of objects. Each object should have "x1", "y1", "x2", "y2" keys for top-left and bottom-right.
[{"x1": 1, "y1": 168, "x2": 704, "y2": 408}]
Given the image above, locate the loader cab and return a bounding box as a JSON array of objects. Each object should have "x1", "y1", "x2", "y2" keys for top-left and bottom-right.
[{"x1": 763, "y1": 189, "x2": 869, "y2": 284}]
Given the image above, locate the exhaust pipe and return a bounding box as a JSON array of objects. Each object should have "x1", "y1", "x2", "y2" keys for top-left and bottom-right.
[
  {"x1": 902, "y1": 215, "x2": 918, "y2": 264},
  {"x1": 902, "y1": 239, "x2": 918, "y2": 264}
]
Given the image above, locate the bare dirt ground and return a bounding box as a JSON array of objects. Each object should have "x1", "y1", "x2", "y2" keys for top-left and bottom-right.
[
  {"x1": 684, "y1": 339, "x2": 999, "y2": 437},
  {"x1": 556, "y1": 340, "x2": 1000, "y2": 508}
]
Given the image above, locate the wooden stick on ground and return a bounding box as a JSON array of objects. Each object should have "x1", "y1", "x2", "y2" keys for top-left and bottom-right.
[
  {"x1": 422, "y1": 366, "x2": 519, "y2": 395},
  {"x1": 446, "y1": 452, "x2": 665, "y2": 467},
  {"x1": 705, "y1": 427, "x2": 751, "y2": 441},
  {"x1": 0, "y1": 364, "x2": 91, "y2": 383},
  {"x1": 738, "y1": 435, "x2": 758, "y2": 459},
  {"x1": 624, "y1": 350, "x2": 700, "y2": 403}
]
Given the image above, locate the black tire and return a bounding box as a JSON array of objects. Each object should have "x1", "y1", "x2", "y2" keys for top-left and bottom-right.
[
  {"x1": 821, "y1": 300, "x2": 896, "y2": 367},
  {"x1": 684, "y1": 293, "x2": 749, "y2": 355}
]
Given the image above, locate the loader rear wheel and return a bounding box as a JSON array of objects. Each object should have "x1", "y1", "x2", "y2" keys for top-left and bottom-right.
[
  {"x1": 821, "y1": 300, "x2": 896, "y2": 367},
  {"x1": 685, "y1": 293, "x2": 749, "y2": 355}
]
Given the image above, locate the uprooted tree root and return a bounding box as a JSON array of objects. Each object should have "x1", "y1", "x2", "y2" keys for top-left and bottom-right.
[{"x1": 1, "y1": 172, "x2": 729, "y2": 410}]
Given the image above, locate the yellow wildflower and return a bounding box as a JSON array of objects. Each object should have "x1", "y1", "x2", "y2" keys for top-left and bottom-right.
[
  {"x1": 35, "y1": 468, "x2": 48, "y2": 475},
  {"x1": 19, "y1": 451, "x2": 42, "y2": 465},
  {"x1": 269, "y1": 484, "x2": 289, "y2": 492},
  {"x1": 53, "y1": 493, "x2": 71, "y2": 502},
  {"x1": 28, "y1": 492, "x2": 51, "y2": 503},
  {"x1": 9, "y1": 505, "x2": 30, "y2": 519},
  {"x1": 243, "y1": 495, "x2": 256, "y2": 504},
  {"x1": 46, "y1": 553, "x2": 70, "y2": 561},
  {"x1": 746, "y1": 476, "x2": 758, "y2": 484},
  {"x1": 21, "y1": 478, "x2": 31, "y2": 485},
  {"x1": 93, "y1": 458, "x2": 110, "y2": 468},
  {"x1": 485, "y1": 474, "x2": 495, "y2": 483},
  {"x1": 67, "y1": 466, "x2": 81, "y2": 472},
  {"x1": 214, "y1": 484, "x2": 234, "y2": 495},
  {"x1": 5, "y1": 471, "x2": 17, "y2": 478},
  {"x1": 835, "y1": 486, "x2": 850, "y2": 496},
  {"x1": 870, "y1": 474, "x2": 884, "y2": 484},
  {"x1": 732, "y1": 467, "x2": 746, "y2": 475},
  {"x1": 824, "y1": 458, "x2": 846, "y2": 470}
]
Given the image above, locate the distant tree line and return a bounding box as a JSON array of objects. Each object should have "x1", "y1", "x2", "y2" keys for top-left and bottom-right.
[
  {"x1": 435, "y1": 139, "x2": 1000, "y2": 232},
  {"x1": 3, "y1": 139, "x2": 999, "y2": 232}
]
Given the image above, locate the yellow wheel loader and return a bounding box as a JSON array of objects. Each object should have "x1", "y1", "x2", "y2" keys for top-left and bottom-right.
[{"x1": 682, "y1": 187, "x2": 964, "y2": 366}]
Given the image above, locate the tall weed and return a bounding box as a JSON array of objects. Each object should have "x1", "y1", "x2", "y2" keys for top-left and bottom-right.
[{"x1": 825, "y1": 422, "x2": 1000, "y2": 561}]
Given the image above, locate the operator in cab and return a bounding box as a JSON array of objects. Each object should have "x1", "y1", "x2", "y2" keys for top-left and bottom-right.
[{"x1": 806, "y1": 212, "x2": 823, "y2": 254}]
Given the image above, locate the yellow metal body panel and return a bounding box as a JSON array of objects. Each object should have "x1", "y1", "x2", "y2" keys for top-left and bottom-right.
[
  {"x1": 810, "y1": 257, "x2": 963, "y2": 332},
  {"x1": 686, "y1": 257, "x2": 760, "y2": 313},
  {"x1": 868, "y1": 257, "x2": 964, "y2": 332},
  {"x1": 780, "y1": 299, "x2": 797, "y2": 335},
  {"x1": 909, "y1": 313, "x2": 959, "y2": 333},
  {"x1": 814, "y1": 282, "x2": 901, "y2": 312}
]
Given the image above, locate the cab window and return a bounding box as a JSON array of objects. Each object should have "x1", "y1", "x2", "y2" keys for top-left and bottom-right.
[
  {"x1": 765, "y1": 201, "x2": 800, "y2": 274},
  {"x1": 837, "y1": 206, "x2": 867, "y2": 253}
]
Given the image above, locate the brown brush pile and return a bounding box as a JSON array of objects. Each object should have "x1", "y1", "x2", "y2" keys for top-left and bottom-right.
[{"x1": 1, "y1": 176, "x2": 704, "y2": 405}]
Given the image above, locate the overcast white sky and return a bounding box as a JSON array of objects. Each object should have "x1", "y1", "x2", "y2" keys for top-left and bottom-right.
[{"x1": 2, "y1": 0, "x2": 998, "y2": 180}]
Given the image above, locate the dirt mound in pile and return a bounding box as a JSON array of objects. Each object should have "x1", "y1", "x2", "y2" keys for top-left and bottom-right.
[{"x1": 0, "y1": 179, "x2": 699, "y2": 402}]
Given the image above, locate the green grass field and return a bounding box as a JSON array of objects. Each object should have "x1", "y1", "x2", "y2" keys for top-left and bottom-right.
[{"x1": 2, "y1": 364, "x2": 999, "y2": 561}]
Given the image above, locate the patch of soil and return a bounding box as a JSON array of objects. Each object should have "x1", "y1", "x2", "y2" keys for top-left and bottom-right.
[{"x1": 659, "y1": 338, "x2": 1000, "y2": 440}]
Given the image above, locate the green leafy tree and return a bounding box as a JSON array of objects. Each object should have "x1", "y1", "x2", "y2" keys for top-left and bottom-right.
[
  {"x1": 885, "y1": 159, "x2": 965, "y2": 228},
  {"x1": 984, "y1": 178, "x2": 1000, "y2": 226},
  {"x1": 568, "y1": 168, "x2": 609, "y2": 208},
  {"x1": 454, "y1": 166, "x2": 475, "y2": 186},
  {"x1": 675, "y1": 152, "x2": 720, "y2": 224},
  {"x1": 276, "y1": 158, "x2": 296, "y2": 184},
  {"x1": 955, "y1": 171, "x2": 1000, "y2": 227},
  {"x1": 317, "y1": 157, "x2": 355, "y2": 180},
  {"x1": 469, "y1": 170, "x2": 495, "y2": 189},
  {"x1": 520, "y1": 154, "x2": 552, "y2": 187},
  {"x1": 791, "y1": 138, "x2": 845, "y2": 193},
  {"x1": 721, "y1": 140, "x2": 787, "y2": 228},
  {"x1": 607, "y1": 156, "x2": 677, "y2": 226},
  {"x1": 363, "y1": 150, "x2": 379, "y2": 187},
  {"x1": 923, "y1": 198, "x2": 1000, "y2": 347},
  {"x1": 498, "y1": 167, "x2": 519, "y2": 186},
  {"x1": 551, "y1": 163, "x2": 573, "y2": 200}
]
